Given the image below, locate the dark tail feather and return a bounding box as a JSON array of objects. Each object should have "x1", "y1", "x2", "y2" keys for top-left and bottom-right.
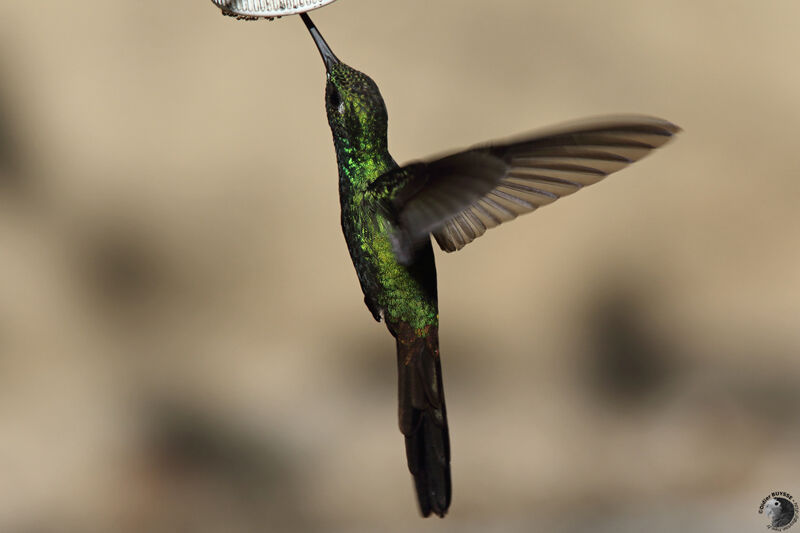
[{"x1": 394, "y1": 323, "x2": 451, "y2": 517}]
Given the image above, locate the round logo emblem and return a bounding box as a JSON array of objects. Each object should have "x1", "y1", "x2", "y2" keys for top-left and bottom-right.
[{"x1": 759, "y1": 492, "x2": 798, "y2": 530}]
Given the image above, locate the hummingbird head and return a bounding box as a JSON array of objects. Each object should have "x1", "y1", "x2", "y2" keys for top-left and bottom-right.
[{"x1": 301, "y1": 14, "x2": 389, "y2": 154}]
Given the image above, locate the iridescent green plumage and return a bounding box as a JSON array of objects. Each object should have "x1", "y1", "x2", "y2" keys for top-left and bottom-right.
[{"x1": 325, "y1": 56, "x2": 440, "y2": 333}]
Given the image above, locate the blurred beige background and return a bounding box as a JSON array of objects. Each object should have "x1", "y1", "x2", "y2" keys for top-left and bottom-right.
[{"x1": 1, "y1": 1, "x2": 799, "y2": 532}]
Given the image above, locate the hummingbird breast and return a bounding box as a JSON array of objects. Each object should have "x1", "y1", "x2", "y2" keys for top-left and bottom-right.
[{"x1": 338, "y1": 174, "x2": 438, "y2": 333}]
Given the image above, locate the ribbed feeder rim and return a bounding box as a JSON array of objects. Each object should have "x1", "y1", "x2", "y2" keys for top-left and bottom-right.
[{"x1": 211, "y1": 0, "x2": 338, "y2": 20}]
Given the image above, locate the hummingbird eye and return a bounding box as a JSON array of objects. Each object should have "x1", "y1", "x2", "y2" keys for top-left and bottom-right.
[{"x1": 328, "y1": 88, "x2": 341, "y2": 109}]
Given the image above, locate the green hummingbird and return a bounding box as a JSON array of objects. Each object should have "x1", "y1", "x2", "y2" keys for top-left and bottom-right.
[{"x1": 299, "y1": 13, "x2": 678, "y2": 517}]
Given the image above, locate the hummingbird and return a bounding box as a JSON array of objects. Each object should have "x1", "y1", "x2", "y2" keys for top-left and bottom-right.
[{"x1": 299, "y1": 12, "x2": 679, "y2": 517}]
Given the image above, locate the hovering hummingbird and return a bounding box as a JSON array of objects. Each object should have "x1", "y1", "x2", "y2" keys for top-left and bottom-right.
[{"x1": 299, "y1": 13, "x2": 679, "y2": 517}]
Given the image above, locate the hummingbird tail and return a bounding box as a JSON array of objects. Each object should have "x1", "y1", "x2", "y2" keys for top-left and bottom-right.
[{"x1": 392, "y1": 321, "x2": 451, "y2": 518}]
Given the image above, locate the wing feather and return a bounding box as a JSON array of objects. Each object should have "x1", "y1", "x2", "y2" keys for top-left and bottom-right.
[
  {"x1": 369, "y1": 115, "x2": 680, "y2": 260},
  {"x1": 433, "y1": 116, "x2": 680, "y2": 251}
]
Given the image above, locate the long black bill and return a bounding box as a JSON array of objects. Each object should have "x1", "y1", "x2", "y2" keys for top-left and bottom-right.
[{"x1": 300, "y1": 13, "x2": 339, "y2": 72}]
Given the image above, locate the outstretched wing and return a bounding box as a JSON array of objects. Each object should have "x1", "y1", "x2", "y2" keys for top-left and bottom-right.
[{"x1": 370, "y1": 115, "x2": 679, "y2": 262}]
